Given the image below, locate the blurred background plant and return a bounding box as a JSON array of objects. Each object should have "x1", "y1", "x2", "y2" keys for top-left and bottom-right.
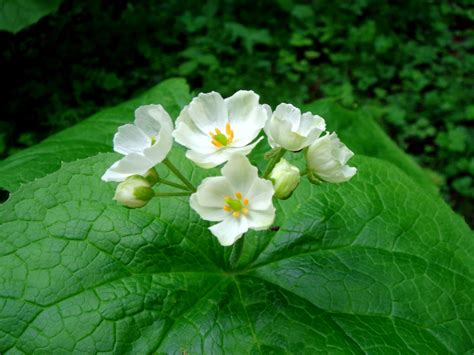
[{"x1": 0, "y1": 0, "x2": 472, "y2": 223}]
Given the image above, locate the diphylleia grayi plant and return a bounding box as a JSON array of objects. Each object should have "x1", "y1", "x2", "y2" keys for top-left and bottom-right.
[{"x1": 102, "y1": 91, "x2": 356, "y2": 246}]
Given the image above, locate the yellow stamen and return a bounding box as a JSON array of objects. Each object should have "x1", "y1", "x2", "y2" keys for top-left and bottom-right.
[
  {"x1": 209, "y1": 122, "x2": 234, "y2": 147},
  {"x1": 226, "y1": 122, "x2": 234, "y2": 142},
  {"x1": 212, "y1": 139, "x2": 223, "y2": 147},
  {"x1": 224, "y1": 192, "x2": 250, "y2": 217}
]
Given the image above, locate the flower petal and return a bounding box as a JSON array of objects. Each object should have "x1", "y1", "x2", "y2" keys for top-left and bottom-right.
[
  {"x1": 298, "y1": 112, "x2": 326, "y2": 136},
  {"x1": 265, "y1": 117, "x2": 304, "y2": 151},
  {"x1": 306, "y1": 132, "x2": 357, "y2": 183},
  {"x1": 225, "y1": 90, "x2": 268, "y2": 147},
  {"x1": 186, "y1": 138, "x2": 262, "y2": 169},
  {"x1": 209, "y1": 215, "x2": 248, "y2": 246},
  {"x1": 194, "y1": 176, "x2": 234, "y2": 208},
  {"x1": 185, "y1": 149, "x2": 229, "y2": 169},
  {"x1": 221, "y1": 154, "x2": 259, "y2": 195},
  {"x1": 273, "y1": 103, "x2": 301, "y2": 132},
  {"x1": 113, "y1": 124, "x2": 151, "y2": 155},
  {"x1": 141, "y1": 108, "x2": 174, "y2": 164},
  {"x1": 296, "y1": 112, "x2": 326, "y2": 147},
  {"x1": 246, "y1": 206, "x2": 276, "y2": 230},
  {"x1": 142, "y1": 138, "x2": 172, "y2": 165},
  {"x1": 134, "y1": 105, "x2": 167, "y2": 137},
  {"x1": 336, "y1": 143, "x2": 355, "y2": 165},
  {"x1": 246, "y1": 178, "x2": 275, "y2": 210},
  {"x1": 173, "y1": 107, "x2": 216, "y2": 154},
  {"x1": 190, "y1": 194, "x2": 228, "y2": 222},
  {"x1": 319, "y1": 166, "x2": 357, "y2": 183},
  {"x1": 101, "y1": 153, "x2": 153, "y2": 182},
  {"x1": 187, "y1": 92, "x2": 228, "y2": 133}
]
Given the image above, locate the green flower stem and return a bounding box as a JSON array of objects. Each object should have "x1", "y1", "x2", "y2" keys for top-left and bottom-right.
[
  {"x1": 154, "y1": 191, "x2": 192, "y2": 197},
  {"x1": 157, "y1": 178, "x2": 189, "y2": 191},
  {"x1": 229, "y1": 235, "x2": 245, "y2": 270},
  {"x1": 262, "y1": 148, "x2": 286, "y2": 179},
  {"x1": 163, "y1": 158, "x2": 196, "y2": 192}
]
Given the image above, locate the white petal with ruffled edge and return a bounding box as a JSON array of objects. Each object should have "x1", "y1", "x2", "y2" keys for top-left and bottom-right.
[
  {"x1": 209, "y1": 216, "x2": 249, "y2": 246},
  {"x1": 194, "y1": 177, "x2": 234, "y2": 208},
  {"x1": 265, "y1": 103, "x2": 326, "y2": 151},
  {"x1": 306, "y1": 132, "x2": 357, "y2": 183},
  {"x1": 102, "y1": 104, "x2": 174, "y2": 182},
  {"x1": 102, "y1": 153, "x2": 153, "y2": 182},
  {"x1": 189, "y1": 154, "x2": 275, "y2": 246},
  {"x1": 225, "y1": 90, "x2": 268, "y2": 147},
  {"x1": 173, "y1": 90, "x2": 268, "y2": 169},
  {"x1": 113, "y1": 124, "x2": 151, "y2": 155},
  {"x1": 189, "y1": 194, "x2": 229, "y2": 222}
]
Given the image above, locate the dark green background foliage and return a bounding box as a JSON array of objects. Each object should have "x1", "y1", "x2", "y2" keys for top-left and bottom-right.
[{"x1": 0, "y1": 0, "x2": 473, "y2": 222}]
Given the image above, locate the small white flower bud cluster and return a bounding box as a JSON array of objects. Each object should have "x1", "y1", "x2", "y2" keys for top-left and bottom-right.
[
  {"x1": 114, "y1": 174, "x2": 155, "y2": 209},
  {"x1": 269, "y1": 159, "x2": 300, "y2": 200},
  {"x1": 102, "y1": 90, "x2": 356, "y2": 246}
]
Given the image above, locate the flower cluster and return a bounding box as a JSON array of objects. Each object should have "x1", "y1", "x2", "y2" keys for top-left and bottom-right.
[{"x1": 102, "y1": 90, "x2": 356, "y2": 246}]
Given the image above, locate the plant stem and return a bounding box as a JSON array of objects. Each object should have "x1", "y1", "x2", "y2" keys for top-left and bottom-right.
[
  {"x1": 157, "y1": 178, "x2": 189, "y2": 191},
  {"x1": 300, "y1": 169, "x2": 308, "y2": 176},
  {"x1": 229, "y1": 235, "x2": 245, "y2": 270},
  {"x1": 163, "y1": 158, "x2": 196, "y2": 192},
  {"x1": 262, "y1": 148, "x2": 286, "y2": 179},
  {"x1": 155, "y1": 191, "x2": 192, "y2": 197}
]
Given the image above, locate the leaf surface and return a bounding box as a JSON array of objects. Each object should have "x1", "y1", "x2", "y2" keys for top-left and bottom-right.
[
  {"x1": 0, "y1": 0, "x2": 63, "y2": 33},
  {"x1": 0, "y1": 151, "x2": 472, "y2": 353}
]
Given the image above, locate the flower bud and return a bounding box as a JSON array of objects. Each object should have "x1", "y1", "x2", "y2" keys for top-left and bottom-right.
[
  {"x1": 306, "y1": 133, "x2": 357, "y2": 183},
  {"x1": 113, "y1": 175, "x2": 154, "y2": 208},
  {"x1": 269, "y1": 159, "x2": 300, "y2": 199}
]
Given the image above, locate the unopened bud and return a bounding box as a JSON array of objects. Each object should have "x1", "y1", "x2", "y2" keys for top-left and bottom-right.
[
  {"x1": 269, "y1": 159, "x2": 300, "y2": 200},
  {"x1": 114, "y1": 175, "x2": 154, "y2": 208}
]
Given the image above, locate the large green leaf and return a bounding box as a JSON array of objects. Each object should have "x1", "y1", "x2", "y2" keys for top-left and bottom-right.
[
  {"x1": 0, "y1": 0, "x2": 63, "y2": 33},
  {"x1": 0, "y1": 148, "x2": 472, "y2": 353},
  {"x1": 0, "y1": 78, "x2": 191, "y2": 193}
]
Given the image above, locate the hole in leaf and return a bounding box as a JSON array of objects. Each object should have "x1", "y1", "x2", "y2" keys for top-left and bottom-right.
[{"x1": 0, "y1": 189, "x2": 10, "y2": 203}]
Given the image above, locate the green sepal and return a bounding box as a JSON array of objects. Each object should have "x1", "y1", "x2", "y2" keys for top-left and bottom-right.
[{"x1": 134, "y1": 186, "x2": 155, "y2": 201}]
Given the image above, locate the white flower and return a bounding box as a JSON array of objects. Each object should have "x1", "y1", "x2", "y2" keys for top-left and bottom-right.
[
  {"x1": 269, "y1": 158, "x2": 300, "y2": 199},
  {"x1": 173, "y1": 90, "x2": 269, "y2": 169},
  {"x1": 190, "y1": 154, "x2": 276, "y2": 246},
  {"x1": 306, "y1": 132, "x2": 357, "y2": 183},
  {"x1": 114, "y1": 175, "x2": 154, "y2": 208},
  {"x1": 264, "y1": 103, "x2": 326, "y2": 151},
  {"x1": 102, "y1": 105, "x2": 174, "y2": 182}
]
